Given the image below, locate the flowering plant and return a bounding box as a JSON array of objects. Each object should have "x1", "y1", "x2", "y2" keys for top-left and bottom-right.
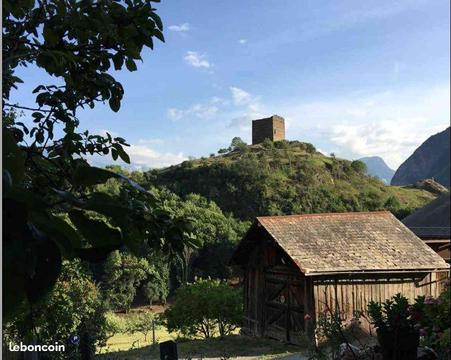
[
  {"x1": 418, "y1": 284, "x2": 450, "y2": 352},
  {"x1": 367, "y1": 293, "x2": 424, "y2": 333}
]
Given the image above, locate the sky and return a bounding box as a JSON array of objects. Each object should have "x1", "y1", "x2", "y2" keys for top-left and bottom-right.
[{"x1": 10, "y1": 0, "x2": 451, "y2": 170}]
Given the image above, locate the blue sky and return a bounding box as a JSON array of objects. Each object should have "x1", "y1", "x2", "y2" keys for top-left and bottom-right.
[{"x1": 11, "y1": 0, "x2": 450, "y2": 169}]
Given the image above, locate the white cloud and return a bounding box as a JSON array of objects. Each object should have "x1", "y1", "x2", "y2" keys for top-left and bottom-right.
[
  {"x1": 89, "y1": 143, "x2": 186, "y2": 170},
  {"x1": 238, "y1": 39, "x2": 247, "y2": 44},
  {"x1": 137, "y1": 138, "x2": 164, "y2": 145},
  {"x1": 230, "y1": 87, "x2": 253, "y2": 106},
  {"x1": 276, "y1": 84, "x2": 450, "y2": 168},
  {"x1": 167, "y1": 100, "x2": 219, "y2": 121},
  {"x1": 126, "y1": 144, "x2": 186, "y2": 169},
  {"x1": 184, "y1": 51, "x2": 211, "y2": 68},
  {"x1": 227, "y1": 87, "x2": 266, "y2": 130},
  {"x1": 168, "y1": 23, "x2": 190, "y2": 32}
]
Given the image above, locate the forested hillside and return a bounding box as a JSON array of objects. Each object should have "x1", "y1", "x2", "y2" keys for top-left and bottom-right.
[{"x1": 145, "y1": 140, "x2": 436, "y2": 221}]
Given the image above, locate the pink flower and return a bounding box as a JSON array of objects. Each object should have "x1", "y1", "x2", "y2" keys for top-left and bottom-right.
[
  {"x1": 424, "y1": 296, "x2": 435, "y2": 305},
  {"x1": 304, "y1": 314, "x2": 312, "y2": 321}
]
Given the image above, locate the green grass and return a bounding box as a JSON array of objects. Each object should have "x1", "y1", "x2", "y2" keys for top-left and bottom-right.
[
  {"x1": 98, "y1": 326, "x2": 176, "y2": 353},
  {"x1": 97, "y1": 334, "x2": 305, "y2": 359}
]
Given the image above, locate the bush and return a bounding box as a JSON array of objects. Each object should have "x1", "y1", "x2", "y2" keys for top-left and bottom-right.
[
  {"x1": 104, "y1": 312, "x2": 127, "y2": 341},
  {"x1": 350, "y1": 160, "x2": 367, "y2": 174},
  {"x1": 419, "y1": 284, "x2": 451, "y2": 355},
  {"x1": 304, "y1": 143, "x2": 316, "y2": 153},
  {"x1": 125, "y1": 312, "x2": 155, "y2": 342},
  {"x1": 164, "y1": 278, "x2": 242, "y2": 339},
  {"x1": 5, "y1": 260, "x2": 107, "y2": 360}
]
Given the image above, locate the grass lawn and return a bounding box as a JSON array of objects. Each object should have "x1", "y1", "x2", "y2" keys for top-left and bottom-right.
[
  {"x1": 97, "y1": 326, "x2": 176, "y2": 353},
  {"x1": 97, "y1": 333, "x2": 305, "y2": 359}
]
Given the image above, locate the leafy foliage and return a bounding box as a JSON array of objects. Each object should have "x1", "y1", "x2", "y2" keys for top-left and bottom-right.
[
  {"x1": 149, "y1": 188, "x2": 249, "y2": 283},
  {"x1": 4, "y1": 260, "x2": 107, "y2": 359},
  {"x1": 164, "y1": 278, "x2": 242, "y2": 339},
  {"x1": 2, "y1": 0, "x2": 194, "y2": 321},
  {"x1": 419, "y1": 285, "x2": 451, "y2": 354},
  {"x1": 368, "y1": 293, "x2": 424, "y2": 332},
  {"x1": 125, "y1": 312, "x2": 156, "y2": 342},
  {"x1": 150, "y1": 140, "x2": 435, "y2": 221},
  {"x1": 102, "y1": 250, "x2": 170, "y2": 311}
]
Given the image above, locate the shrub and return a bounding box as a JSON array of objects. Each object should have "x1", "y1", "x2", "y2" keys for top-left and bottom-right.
[
  {"x1": 274, "y1": 140, "x2": 290, "y2": 149},
  {"x1": 5, "y1": 260, "x2": 108, "y2": 359},
  {"x1": 368, "y1": 293, "x2": 424, "y2": 332},
  {"x1": 125, "y1": 312, "x2": 155, "y2": 342},
  {"x1": 304, "y1": 143, "x2": 316, "y2": 153},
  {"x1": 104, "y1": 312, "x2": 127, "y2": 341},
  {"x1": 230, "y1": 137, "x2": 247, "y2": 152},
  {"x1": 164, "y1": 278, "x2": 242, "y2": 339},
  {"x1": 350, "y1": 160, "x2": 367, "y2": 174},
  {"x1": 419, "y1": 284, "x2": 451, "y2": 355},
  {"x1": 262, "y1": 138, "x2": 275, "y2": 149}
]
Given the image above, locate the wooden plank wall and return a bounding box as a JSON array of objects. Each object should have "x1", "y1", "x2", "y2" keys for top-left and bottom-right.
[{"x1": 312, "y1": 271, "x2": 450, "y2": 325}]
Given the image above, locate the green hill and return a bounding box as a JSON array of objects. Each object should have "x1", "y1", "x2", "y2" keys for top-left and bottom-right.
[{"x1": 147, "y1": 140, "x2": 436, "y2": 221}]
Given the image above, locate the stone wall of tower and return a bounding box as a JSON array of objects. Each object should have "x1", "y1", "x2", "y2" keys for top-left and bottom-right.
[{"x1": 252, "y1": 115, "x2": 285, "y2": 145}]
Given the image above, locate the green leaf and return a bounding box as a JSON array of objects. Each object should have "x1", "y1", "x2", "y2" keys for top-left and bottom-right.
[
  {"x1": 43, "y1": 25, "x2": 59, "y2": 46},
  {"x1": 69, "y1": 209, "x2": 123, "y2": 248},
  {"x1": 3, "y1": 129, "x2": 25, "y2": 185},
  {"x1": 153, "y1": 29, "x2": 165, "y2": 42},
  {"x1": 125, "y1": 58, "x2": 137, "y2": 71},
  {"x1": 85, "y1": 192, "x2": 130, "y2": 225},
  {"x1": 30, "y1": 212, "x2": 81, "y2": 256},
  {"x1": 73, "y1": 165, "x2": 121, "y2": 186},
  {"x1": 109, "y1": 96, "x2": 121, "y2": 112},
  {"x1": 112, "y1": 53, "x2": 124, "y2": 70},
  {"x1": 116, "y1": 146, "x2": 131, "y2": 164},
  {"x1": 150, "y1": 12, "x2": 163, "y2": 30}
]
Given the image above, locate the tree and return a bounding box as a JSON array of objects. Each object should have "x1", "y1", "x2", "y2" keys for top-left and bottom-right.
[
  {"x1": 126, "y1": 312, "x2": 155, "y2": 342},
  {"x1": 149, "y1": 188, "x2": 248, "y2": 283},
  {"x1": 230, "y1": 137, "x2": 247, "y2": 152},
  {"x1": 103, "y1": 250, "x2": 170, "y2": 311},
  {"x1": 4, "y1": 260, "x2": 108, "y2": 360},
  {"x1": 351, "y1": 160, "x2": 367, "y2": 174},
  {"x1": 3, "y1": 0, "x2": 194, "y2": 321},
  {"x1": 164, "y1": 278, "x2": 242, "y2": 339}
]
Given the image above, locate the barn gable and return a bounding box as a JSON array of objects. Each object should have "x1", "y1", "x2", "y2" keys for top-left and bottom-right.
[{"x1": 232, "y1": 211, "x2": 449, "y2": 275}]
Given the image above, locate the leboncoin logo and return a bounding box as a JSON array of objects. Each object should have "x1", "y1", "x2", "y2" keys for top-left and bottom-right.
[{"x1": 8, "y1": 342, "x2": 65, "y2": 352}]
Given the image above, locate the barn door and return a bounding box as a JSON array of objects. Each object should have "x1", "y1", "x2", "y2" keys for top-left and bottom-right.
[{"x1": 264, "y1": 268, "x2": 305, "y2": 344}]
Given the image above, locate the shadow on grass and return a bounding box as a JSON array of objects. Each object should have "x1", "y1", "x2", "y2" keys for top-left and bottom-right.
[{"x1": 96, "y1": 334, "x2": 305, "y2": 359}]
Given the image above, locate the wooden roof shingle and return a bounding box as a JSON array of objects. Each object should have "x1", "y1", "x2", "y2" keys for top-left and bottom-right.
[{"x1": 234, "y1": 211, "x2": 449, "y2": 275}]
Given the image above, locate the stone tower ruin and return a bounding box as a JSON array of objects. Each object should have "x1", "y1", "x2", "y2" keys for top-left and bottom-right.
[{"x1": 252, "y1": 115, "x2": 285, "y2": 145}]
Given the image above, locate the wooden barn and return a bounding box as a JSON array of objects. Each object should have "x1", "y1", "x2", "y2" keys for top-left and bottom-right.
[{"x1": 230, "y1": 211, "x2": 450, "y2": 344}]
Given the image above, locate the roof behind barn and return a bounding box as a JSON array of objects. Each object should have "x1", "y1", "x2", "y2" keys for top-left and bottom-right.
[
  {"x1": 232, "y1": 211, "x2": 449, "y2": 275},
  {"x1": 402, "y1": 193, "x2": 450, "y2": 238}
]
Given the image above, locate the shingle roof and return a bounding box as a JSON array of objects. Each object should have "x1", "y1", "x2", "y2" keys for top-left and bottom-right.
[
  {"x1": 402, "y1": 194, "x2": 450, "y2": 238},
  {"x1": 237, "y1": 211, "x2": 449, "y2": 275}
]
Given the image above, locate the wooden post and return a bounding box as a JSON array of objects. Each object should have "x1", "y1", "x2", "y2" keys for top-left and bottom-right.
[{"x1": 303, "y1": 277, "x2": 315, "y2": 343}]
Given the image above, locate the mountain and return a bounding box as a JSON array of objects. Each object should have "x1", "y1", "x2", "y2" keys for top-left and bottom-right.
[
  {"x1": 391, "y1": 127, "x2": 450, "y2": 187},
  {"x1": 358, "y1": 156, "x2": 395, "y2": 184},
  {"x1": 147, "y1": 140, "x2": 436, "y2": 221}
]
